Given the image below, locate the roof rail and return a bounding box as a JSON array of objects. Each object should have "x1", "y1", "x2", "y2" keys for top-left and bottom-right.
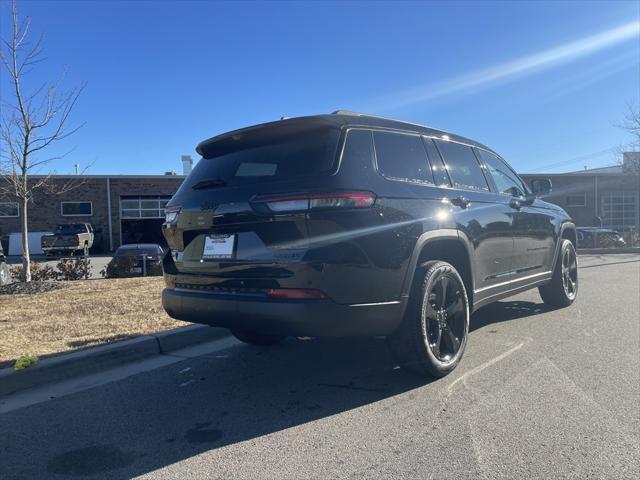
[
  {"x1": 331, "y1": 110, "x2": 368, "y2": 116},
  {"x1": 331, "y1": 110, "x2": 440, "y2": 133}
]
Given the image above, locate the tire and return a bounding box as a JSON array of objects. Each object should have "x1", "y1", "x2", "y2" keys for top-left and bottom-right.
[
  {"x1": 387, "y1": 261, "x2": 470, "y2": 378},
  {"x1": 539, "y1": 239, "x2": 578, "y2": 308},
  {"x1": 0, "y1": 262, "x2": 9, "y2": 286},
  {"x1": 231, "y1": 329, "x2": 286, "y2": 346}
]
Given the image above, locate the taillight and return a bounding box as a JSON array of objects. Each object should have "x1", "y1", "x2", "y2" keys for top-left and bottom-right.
[
  {"x1": 164, "y1": 205, "x2": 181, "y2": 223},
  {"x1": 75, "y1": 234, "x2": 80, "y2": 243},
  {"x1": 254, "y1": 192, "x2": 375, "y2": 213},
  {"x1": 265, "y1": 288, "x2": 327, "y2": 299}
]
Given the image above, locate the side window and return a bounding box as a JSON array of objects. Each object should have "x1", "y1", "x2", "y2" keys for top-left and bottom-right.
[
  {"x1": 373, "y1": 131, "x2": 433, "y2": 184},
  {"x1": 340, "y1": 129, "x2": 375, "y2": 179},
  {"x1": 434, "y1": 140, "x2": 489, "y2": 191},
  {"x1": 475, "y1": 149, "x2": 526, "y2": 197},
  {"x1": 422, "y1": 137, "x2": 451, "y2": 186}
]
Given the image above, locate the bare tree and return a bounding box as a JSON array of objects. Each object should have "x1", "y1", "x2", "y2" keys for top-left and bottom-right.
[
  {"x1": 0, "y1": 0, "x2": 84, "y2": 281},
  {"x1": 617, "y1": 102, "x2": 640, "y2": 175}
]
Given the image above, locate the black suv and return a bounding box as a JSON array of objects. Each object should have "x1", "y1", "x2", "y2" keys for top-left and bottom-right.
[{"x1": 162, "y1": 112, "x2": 578, "y2": 377}]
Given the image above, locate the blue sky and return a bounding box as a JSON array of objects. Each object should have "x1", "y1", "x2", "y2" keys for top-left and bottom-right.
[{"x1": 1, "y1": 0, "x2": 638, "y2": 175}]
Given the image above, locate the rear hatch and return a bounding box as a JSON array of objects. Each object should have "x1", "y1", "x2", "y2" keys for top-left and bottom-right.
[{"x1": 163, "y1": 117, "x2": 362, "y2": 288}]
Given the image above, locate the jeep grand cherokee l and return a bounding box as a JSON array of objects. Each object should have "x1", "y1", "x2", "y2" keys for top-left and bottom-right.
[{"x1": 161, "y1": 111, "x2": 578, "y2": 377}]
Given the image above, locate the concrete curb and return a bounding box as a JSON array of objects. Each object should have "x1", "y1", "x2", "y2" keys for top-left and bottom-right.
[
  {"x1": 578, "y1": 247, "x2": 640, "y2": 255},
  {"x1": 0, "y1": 325, "x2": 229, "y2": 397}
]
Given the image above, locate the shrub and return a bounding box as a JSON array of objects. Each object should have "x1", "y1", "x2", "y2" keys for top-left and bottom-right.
[
  {"x1": 14, "y1": 355, "x2": 38, "y2": 371},
  {"x1": 9, "y1": 262, "x2": 57, "y2": 282},
  {"x1": 56, "y1": 257, "x2": 91, "y2": 281}
]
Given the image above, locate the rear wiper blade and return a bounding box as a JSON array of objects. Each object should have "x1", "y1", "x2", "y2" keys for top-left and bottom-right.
[{"x1": 191, "y1": 177, "x2": 226, "y2": 190}]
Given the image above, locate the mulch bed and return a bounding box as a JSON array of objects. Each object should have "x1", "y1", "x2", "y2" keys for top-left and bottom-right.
[{"x1": 0, "y1": 281, "x2": 68, "y2": 295}]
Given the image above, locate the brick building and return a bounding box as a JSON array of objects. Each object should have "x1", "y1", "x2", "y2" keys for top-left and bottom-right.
[
  {"x1": 522, "y1": 153, "x2": 640, "y2": 231},
  {"x1": 1, "y1": 153, "x2": 637, "y2": 254},
  {"x1": 0, "y1": 175, "x2": 185, "y2": 252}
]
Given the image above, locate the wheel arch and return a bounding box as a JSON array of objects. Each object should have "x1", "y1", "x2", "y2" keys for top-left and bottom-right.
[
  {"x1": 400, "y1": 229, "x2": 475, "y2": 313},
  {"x1": 560, "y1": 222, "x2": 577, "y2": 248},
  {"x1": 551, "y1": 221, "x2": 577, "y2": 272}
]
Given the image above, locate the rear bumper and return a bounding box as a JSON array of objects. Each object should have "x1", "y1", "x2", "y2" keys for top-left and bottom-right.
[{"x1": 162, "y1": 288, "x2": 405, "y2": 337}]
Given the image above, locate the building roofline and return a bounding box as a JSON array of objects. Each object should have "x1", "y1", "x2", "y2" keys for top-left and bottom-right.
[
  {"x1": 520, "y1": 172, "x2": 624, "y2": 177},
  {"x1": 0, "y1": 174, "x2": 186, "y2": 179}
]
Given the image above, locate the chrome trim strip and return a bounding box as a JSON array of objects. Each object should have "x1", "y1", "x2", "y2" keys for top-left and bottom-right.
[
  {"x1": 474, "y1": 270, "x2": 552, "y2": 294},
  {"x1": 476, "y1": 276, "x2": 552, "y2": 304},
  {"x1": 348, "y1": 300, "x2": 402, "y2": 307}
]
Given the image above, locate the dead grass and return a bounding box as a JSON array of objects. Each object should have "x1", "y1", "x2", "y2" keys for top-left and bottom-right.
[{"x1": 0, "y1": 277, "x2": 184, "y2": 368}]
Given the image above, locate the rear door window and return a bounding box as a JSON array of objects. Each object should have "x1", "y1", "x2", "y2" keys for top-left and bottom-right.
[
  {"x1": 434, "y1": 140, "x2": 490, "y2": 191},
  {"x1": 373, "y1": 131, "x2": 433, "y2": 184},
  {"x1": 189, "y1": 121, "x2": 341, "y2": 187}
]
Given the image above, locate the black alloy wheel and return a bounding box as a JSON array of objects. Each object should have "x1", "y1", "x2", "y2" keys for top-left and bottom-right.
[
  {"x1": 539, "y1": 239, "x2": 579, "y2": 308},
  {"x1": 424, "y1": 272, "x2": 467, "y2": 363},
  {"x1": 387, "y1": 261, "x2": 470, "y2": 378},
  {"x1": 561, "y1": 245, "x2": 578, "y2": 300}
]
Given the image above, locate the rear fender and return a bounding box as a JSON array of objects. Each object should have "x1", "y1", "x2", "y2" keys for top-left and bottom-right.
[{"x1": 398, "y1": 228, "x2": 475, "y2": 316}]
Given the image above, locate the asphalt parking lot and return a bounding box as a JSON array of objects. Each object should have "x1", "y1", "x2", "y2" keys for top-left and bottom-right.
[{"x1": 1, "y1": 254, "x2": 638, "y2": 479}]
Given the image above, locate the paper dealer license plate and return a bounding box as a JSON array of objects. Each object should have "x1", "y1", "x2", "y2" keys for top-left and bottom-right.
[{"x1": 202, "y1": 234, "x2": 236, "y2": 260}]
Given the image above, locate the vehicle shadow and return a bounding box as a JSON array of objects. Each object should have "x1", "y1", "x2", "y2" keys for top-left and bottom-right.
[
  {"x1": 3, "y1": 336, "x2": 429, "y2": 479},
  {"x1": 3, "y1": 299, "x2": 548, "y2": 479},
  {"x1": 470, "y1": 300, "x2": 549, "y2": 332}
]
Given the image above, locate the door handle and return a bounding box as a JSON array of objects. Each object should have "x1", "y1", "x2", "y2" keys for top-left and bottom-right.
[
  {"x1": 509, "y1": 198, "x2": 522, "y2": 210},
  {"x1": 450, "y1": 196, "x2": 470, "y2": 209}
]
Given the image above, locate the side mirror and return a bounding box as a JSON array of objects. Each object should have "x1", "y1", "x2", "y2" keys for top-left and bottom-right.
[{"x1": 530, "y1": 178, "x2": 552, "y2": 197}]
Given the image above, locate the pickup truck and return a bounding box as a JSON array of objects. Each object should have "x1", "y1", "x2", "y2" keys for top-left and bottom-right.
[{"x1": 41, "y1": 223, "x2": 94, "y2": 257}]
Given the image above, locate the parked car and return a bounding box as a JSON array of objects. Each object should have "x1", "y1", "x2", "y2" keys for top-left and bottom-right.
[
  {"x1": 161, "y1": 112, "x2": 578, "y2": 378},
  {"x1": 576, "y1": 227, "x2": 626, "y2": 249},
  {"x1": 0, "y1": 242, "x2": 9, "y2": 286},
  {"x1": 105, "y1": 244, "x2": 164, "y2": 278},
  {"x1": 41, "y1": 223, "x2": 94, "y2": 257}
]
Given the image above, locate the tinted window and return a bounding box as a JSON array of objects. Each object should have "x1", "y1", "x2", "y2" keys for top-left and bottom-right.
[
  {"x1": 115, "y1": 245, "x2": 162, "y2": 257},
  {"x1": 475, "y1": 149, "x2": 526, "y2": 197},
  {"x1": 61, "y1": 202, "x2": 92, "y2": 216},
  {"x1": 189, "y1": 122, "x2": 340, "y2": 187},
  {"x1": 422, "y1": 138, "x2": 451, "y2": 186},
  {"x1": 373, "y1": 131, "x2": 433, "y2": 183},
  {"x1": 434, "y1": 140, "x2": 489, "y2": 191},
  {"x1": 55, "y1": 224, "x2": 88, "y2": 234},
  {"x1": 0, "y1": 202, "x2": 19, "y2": 217},
  {"x1": 340, "y1": 129, "x2": 375, "y2": 179}
]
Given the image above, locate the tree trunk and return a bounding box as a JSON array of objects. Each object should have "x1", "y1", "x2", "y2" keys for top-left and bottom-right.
[{"x1": 21, "y1": 196, "x2": 31, "y2": 282}]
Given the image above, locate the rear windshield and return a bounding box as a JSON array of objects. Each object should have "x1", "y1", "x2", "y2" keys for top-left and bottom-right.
[
  {"x1": 115, "y1": 246, "x2": 162, "y2": 257},
  {"x1": 188, "y1": 122, "x2": 341, "y2": 187},
  {"x1": 55, "y1": 224, "x2": 87, "y2": 234}
]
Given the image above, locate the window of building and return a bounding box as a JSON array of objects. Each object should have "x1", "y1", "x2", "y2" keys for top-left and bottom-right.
[
  {"x1": 0, "y1": 202, "x2": 19, "y2": 217},
  {"x1": 565, "y1": 194, "x2": 586, "y2": 207},
  {"x1": 601, "y1": 191, "x2": 637, "y2": 230},
  {"x1": 434, "y1": 140, "x2": 489, "y2": 191},
  {"x1": 373, "y1": 131, "x2": 433, "y2": 184},
  {"x1": 61, "y1": 201, "x2": 93, "y2": 216},
  {"x1": 120, "y1": 196, "x2": 172, "y2": 219},
  {"x1": 474, "y1": 148, "x2": 526, "y2": 197}
]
